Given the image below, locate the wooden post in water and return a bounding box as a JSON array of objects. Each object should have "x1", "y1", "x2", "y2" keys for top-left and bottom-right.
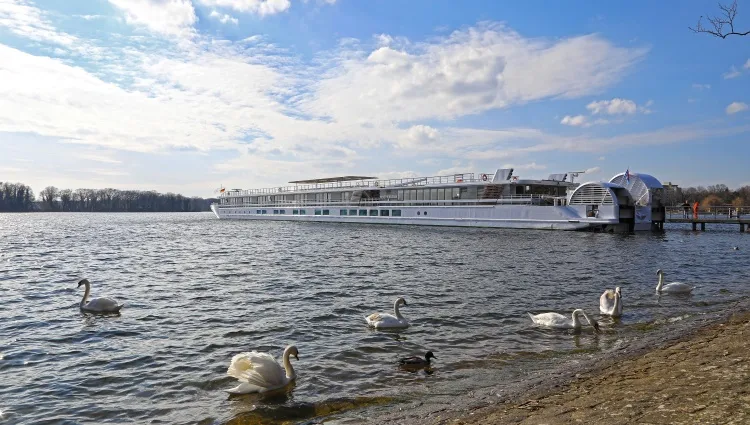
[
  {"x1": 742, "y1": 223, "x2": 746, "y2": 232},
  {"x1": 701, "y1": 222, "x2": 706, "y2": 231},
  {"x1": 692, "y1": 222, "x2": 697, "y2": 231}
]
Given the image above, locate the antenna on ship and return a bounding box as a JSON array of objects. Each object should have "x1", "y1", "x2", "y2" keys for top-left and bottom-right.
[{"x1": 568, "y1": 171, "x2": 585, "y2": 184}]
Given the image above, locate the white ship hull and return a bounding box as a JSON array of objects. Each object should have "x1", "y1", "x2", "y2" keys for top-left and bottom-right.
[{"x1": 211, "y1": 204, "x2": 620, "y2": 231}]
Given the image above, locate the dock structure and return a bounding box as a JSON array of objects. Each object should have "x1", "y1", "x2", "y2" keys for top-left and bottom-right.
[{"x1": 665, "y1": 206, "x2": 750, "y2": 232}]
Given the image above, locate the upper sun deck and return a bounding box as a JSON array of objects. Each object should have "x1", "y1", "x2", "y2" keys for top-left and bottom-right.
[{"x1": 219, "y1": 169, "x2": 576, "y2": 198}]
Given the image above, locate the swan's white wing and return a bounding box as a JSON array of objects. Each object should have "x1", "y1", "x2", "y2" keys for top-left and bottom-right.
[
  {"x1": 226, "y1": 382, "x2": 265, "y2": 394},
  {"x1": 599, "y1": 290, "x2": 616, "y2": 314},
  {"x1": 366, "y1": 313, "x2": 408, "y2": 328},
  {"x1": 227, "y1": 351, "x2": 287, "y2": 389},
  {"x1": 528, "y1": 312, "x2": 570, "y2": 328},
  {"x1": 83, "y1": 297, "x2": 122, "y2": 312}
]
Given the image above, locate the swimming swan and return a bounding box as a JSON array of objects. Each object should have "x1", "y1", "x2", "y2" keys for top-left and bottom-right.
[
  {"x1": 656, "y1": 269, "x2": 694, "y2": 293},
  {"x1": 77, "y1": 279, "x2": 123, "y2": 313},
  {"x1": 528, "y1": 309, "x2": 600, "y2": 332},
  {"x1": 226, "y1": 345, "x2": 299, "y2": 394},
  {"x1": 399, "y1": 351, "x2": 436, "y2": 367},
  {"x1": 599, "y1": 286, "x2": 623, "y2": 317},
  {"x1": 365, "y1": 297, "x2": 409, "y2": 329}
]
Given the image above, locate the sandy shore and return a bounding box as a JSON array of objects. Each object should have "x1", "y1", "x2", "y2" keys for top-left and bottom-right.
[
  {"x1": 337, "y1": 301, "x2": 750, "y2": 425},
  {"x1": 454, "y1": 310, "x2": 750, "y2": 424}
]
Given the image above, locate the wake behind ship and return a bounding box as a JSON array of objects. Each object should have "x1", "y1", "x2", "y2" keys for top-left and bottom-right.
[{"x1": 211, "y1": 168, "x2": 665, "y2": 232}]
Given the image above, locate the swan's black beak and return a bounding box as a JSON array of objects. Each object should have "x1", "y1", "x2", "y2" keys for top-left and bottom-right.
[{"x1": 294, "y1": 354, "x2": 299, "y2": 360}]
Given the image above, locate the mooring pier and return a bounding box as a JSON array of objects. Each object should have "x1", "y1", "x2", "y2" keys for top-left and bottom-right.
[{"x1": 665, "y1": 206, "x2": 750, "y2": 232}]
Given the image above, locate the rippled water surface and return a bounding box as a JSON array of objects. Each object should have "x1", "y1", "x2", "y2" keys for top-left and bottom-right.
[{"x1": 1, "y1": 213, "x2": 749, "y2": 424}]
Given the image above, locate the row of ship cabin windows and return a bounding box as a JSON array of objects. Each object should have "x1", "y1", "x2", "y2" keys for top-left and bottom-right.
[
  {"x1": 228, "y1": 187, "x2": 475, "y2": 205},
  {"x1": 253, "y1": 209, "x2": 404, "y2": 216}
]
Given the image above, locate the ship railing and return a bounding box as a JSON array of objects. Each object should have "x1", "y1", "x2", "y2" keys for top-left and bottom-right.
[
  {"x1": 219, "y1": 173, "x2": 499, "y2": 197},
  {"x1": 665, "y1": 205, "x2": 750, "y2": 219},
  {"x1": 216, "y1": 194, "x2": 564, "y2": 208}
]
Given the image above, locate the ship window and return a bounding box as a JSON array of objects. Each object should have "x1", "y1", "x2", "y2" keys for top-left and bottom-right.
[
  {"x1": 261, "y1": 210, "x2": 267, "y2": 214},
  {"x1": 416, "y1": 190, "x2": 424, "y2": 201},
  {"x1": 315, "y1": 210, "x2": 321, "y2": 215},
  {"x1": 466, "y1": 186, "x2": 478, "y2": 199},
  {"x1": 299, "y1": 209, "x2": 306, "y2": 215},
  {"x1": 256, "y1": 210, "x2": 261, "y2": 214},
  {"x1": 273, "y1": 209, "x2": 279, "y2": 214},
  {"x1": 293, "y1": 209, "x2": 298, "y2": 215},
  {"x1": 323, "y1": 209, "x2": 330, "y2": 215},
  {"x1": 359, "y1": 209, "x2": 367, "y2": 216},
  {"x1": 349, "y1": 209, "x2": 357, "y2": 215},
  {"x1": 380, "y1": 210, "x2": 390, "y2": 216},
  {"x1": 392, "y1": 209, "x2": 402, "y2": 216},
  {"x1": 430, "y1": 189, "x2": 438, "y2": 200},
  {"x1": 424, "y1": 211, "x2": 428, "y2": 216},
  {"x1": 452, "y1": 188, "x2": 460, "y2": 199},
  {"x1": 397, "y1": 190, "x2": 404, "y2": 201},
  {"x1": 417, "y1": 211, "x2": 421, "y2": 216},
  {"x1": 279, "y1": 210, "x2": 285, "y2": 214},
  {"x1": 340, "y1": 209, "x2": 347, "y2": 215},
  {"x1": 438, "y1": 189, "x2": 445, "y2": 200},
  {"x1": 369, "y1": 210, "x2": 378, "y2": 216}
]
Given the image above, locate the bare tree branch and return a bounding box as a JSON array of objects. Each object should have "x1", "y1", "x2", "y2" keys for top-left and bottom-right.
[{"x1": 690, "y1": 0, "x2": 750, "y2": 38}]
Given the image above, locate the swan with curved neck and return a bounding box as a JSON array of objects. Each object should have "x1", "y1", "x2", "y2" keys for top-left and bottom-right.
[
  {"x1": 365, "y1": 297, "x2": 409, "y2": 329},
  {"x1": 599, "y1": 286, "x2": 623, "y2": 317},
  {"x1": 656, "y1": 269, "x2": 694, "y2": 293},
  {"x1": 528, "y1": 309, "x2": 600, "y2": 332},
  {"x1": 77, "y1": 279, "x2": 123, "y2": 313},
  {"x1": 226, "y1": 345, "x2": 299, "y2": 394}
]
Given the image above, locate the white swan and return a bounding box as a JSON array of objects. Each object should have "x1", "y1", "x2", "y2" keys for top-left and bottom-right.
[
  {"x1": 656, "y1": 269, "x2": 694, "y2": 293},
  {"x1": 365, "y1": 297, "x2": 409, "y2": 329},
  {"x1": 77, "y1": 279, "x2": 123, "y2": 313},
  {"x1": 528, "y1": 309, "x2": 600, "y2": 332},
  {"x1": 599, "y1": 286, "x2": 623, "y2": 317},
  {"x1": 226, "y1": 345, "x2": 299, "y2": 394}
]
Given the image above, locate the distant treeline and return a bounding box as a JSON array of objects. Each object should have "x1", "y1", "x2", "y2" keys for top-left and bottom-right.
[
  {"x1": 665, "y1": 184, "x2": 750, "y2": 207},
  {"x1": 0, "y1": 182, "x2": 216, "y2": 212}
]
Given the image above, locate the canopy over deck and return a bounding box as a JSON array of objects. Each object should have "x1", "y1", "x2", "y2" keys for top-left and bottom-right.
[{"x1": 289, "y1": 176, "x2": 377, "y2": 184}]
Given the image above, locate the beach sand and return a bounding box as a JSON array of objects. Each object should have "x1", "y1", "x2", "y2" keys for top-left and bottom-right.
[{"x1": 452, "y1": 311, "x2": 750, "y2": 425}]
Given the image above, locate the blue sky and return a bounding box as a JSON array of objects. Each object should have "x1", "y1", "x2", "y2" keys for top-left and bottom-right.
[{"x1": 0, "y1": 0, "x2": 748, "y2": 197}]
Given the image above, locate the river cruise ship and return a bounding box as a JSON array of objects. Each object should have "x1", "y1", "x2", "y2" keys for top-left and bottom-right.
[{"x1": 211, "y1": 169, "x2": 665, "y2": 232}]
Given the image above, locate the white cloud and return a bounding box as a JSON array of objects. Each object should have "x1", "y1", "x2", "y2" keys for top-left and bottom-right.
[
  {"x1": 560, "y1": 115, "x2": 588, "y2": 127},
  {"x1": 209, "y1": 9, "x2": 239, "y2": 25},
  {"x1": 597, "y1": 156, "x2": 606, "y2": 161},
  {"x1": 726, "y1": 102, "x2": 748, "y2": 115},
  {"x1": 745, "y1": 59, "x2": 750, "y2": 70},
  {"x1": 587, "y1": 98, "x2": 637, "y2": 115},
  {"x1": 75, "y1": 14, "x2": 105, "y2": 20},
  {"x1": 501, "y1": 162, "x2": 546, "y2": 170},
  {"x1": 108, "y1": 0, "x2": 197, "y2": 37},
  {"x1": 692, "y1": 83, "x2": 711, "y2": 90},
  {"x1": 585, "y1": 166, "x2": 601, "y2": 174},
  {"x1": 0, "y1": 0, "x2": 77, "y2": 46},
  {"x1": 76, "y1": 154, "x2": 123, "y2": 164},
  {"x1": 301, "y1": 24, "x2": 647, "y2": 123},
  {"x1": 197, "y1": 0, "x2": 291, "y2": 16},
  {"x1": 723, "y1": 66, "x2": 742, "y2": 79}
]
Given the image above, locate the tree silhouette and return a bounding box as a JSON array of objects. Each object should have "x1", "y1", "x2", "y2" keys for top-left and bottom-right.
[{"x1": 690, "y1": 0, "x2": 749, "y2": 38}]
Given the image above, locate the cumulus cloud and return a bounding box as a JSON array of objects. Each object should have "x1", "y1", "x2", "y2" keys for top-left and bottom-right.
[
  {"x1": 726, "y1": 102, "x2": 748, "y2": 115},
  {"x1": 301, "y1": 24, "x2": 647, "y2": 123},
  {"x1": 197, "y1": 0, "x2": 291, "y2": 16},
  {"x1": 745, "y1": 59, "x2": 750, "y2": 70},
  {"x1": 587, "y1": 98, "x2": 638, "y2": 115},
  {"x1": 560, "y1": 115, "x2": 588, "y2": 127},
  {"x1": 724, "y1": 66, "x2": 742, "y2": 79},
  {"x1": 108, "y1": 0, "x2": 197, "y2": 37},
  {"x1": 209, "y1": 9, "x2": 239, "y2": 24}
]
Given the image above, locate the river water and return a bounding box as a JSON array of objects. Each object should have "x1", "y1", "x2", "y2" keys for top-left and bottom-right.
[{"x1": 1, "y1": 212, "x2": 748, "y2": 424}]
